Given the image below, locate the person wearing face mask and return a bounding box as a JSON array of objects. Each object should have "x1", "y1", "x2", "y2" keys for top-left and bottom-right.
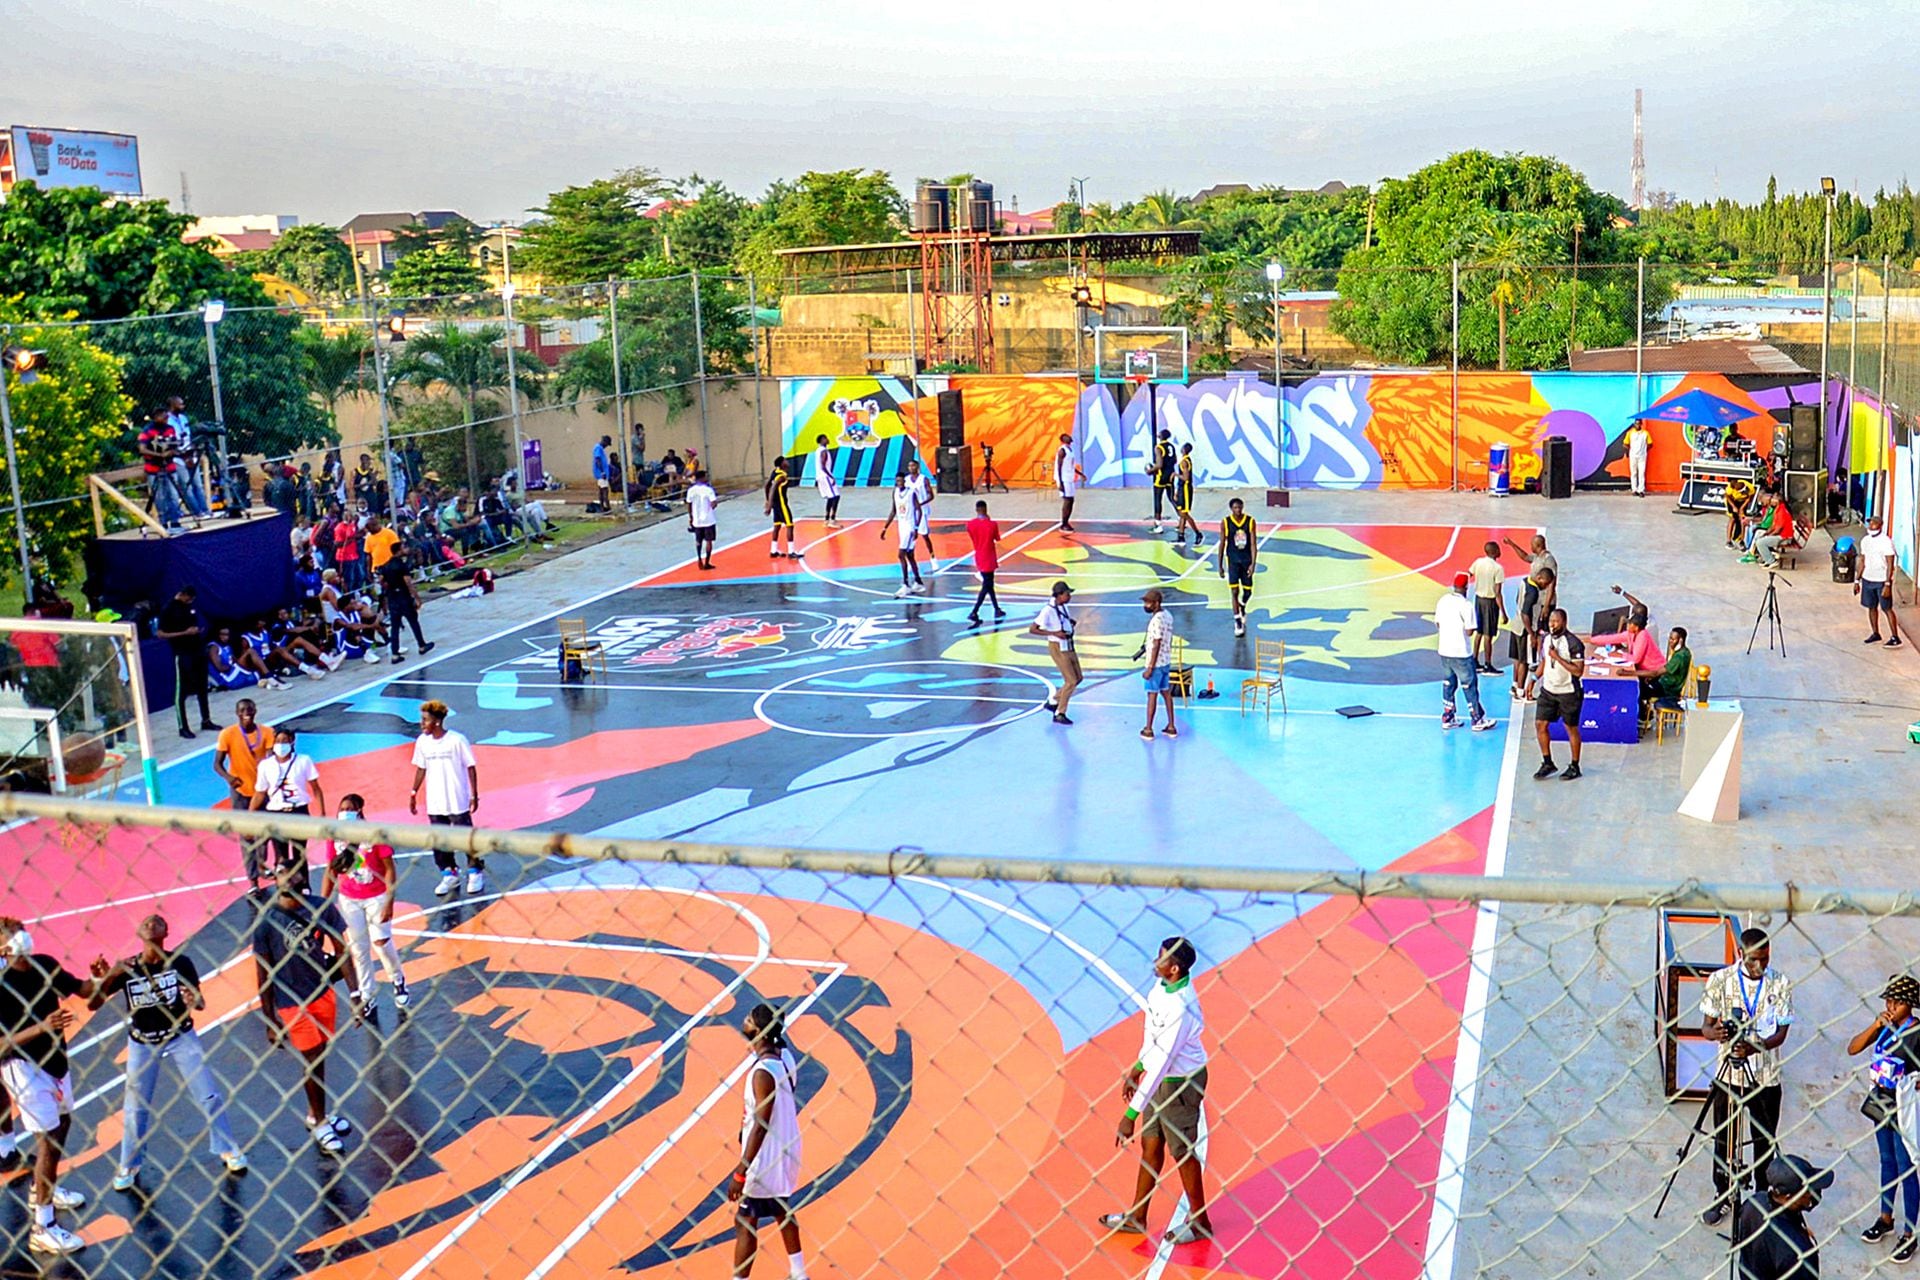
[
  {"x1": 729, "y1": 1002, "x2": 808, "y2": 1280},
  {"x1": 252, "y1": 864, "x2": 358, "y2": 1156},
  {"x1": 1848, "y1": 975, "x2": 1920, "y2": 1260},
  {"x1": 317, "y1": 794, "x2": 408, "y2": 1015},
  {"x1": 1101, "y1": 936, "x2": 1214, "y2": 1245},
  {"x1": 250, "y1": 728, "x2": 325, "y2": 892},
  {"x1": 90, "y1": 914, "x2": 246, "y2": 1193},
  {"x1": 0, "y1": 917, "x2": 111, "y2": 1255}
]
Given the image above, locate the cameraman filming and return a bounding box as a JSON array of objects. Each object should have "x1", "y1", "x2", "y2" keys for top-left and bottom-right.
[{"x1": 1701, "y1": 927, "x2": 1795, "y2": 1227}]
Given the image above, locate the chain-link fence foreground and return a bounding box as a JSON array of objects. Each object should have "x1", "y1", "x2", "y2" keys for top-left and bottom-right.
[{"x1": 1, "y1": 795, "x2": 1917, "y2": 1279}]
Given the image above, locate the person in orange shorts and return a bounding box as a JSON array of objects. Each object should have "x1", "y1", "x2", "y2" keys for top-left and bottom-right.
[{"x1": 251, "y1": 863, "x2": 358, "y2": 1155}]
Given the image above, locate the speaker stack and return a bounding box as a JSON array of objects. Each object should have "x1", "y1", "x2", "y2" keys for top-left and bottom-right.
[
  {"x1": 937, "y1": 447, "x2": 973, "y2": 494},
  {"x1": 937, "y1": 390, "x2": 965, "y2": 449},
  {"x1": 1788, "y1": 405, "x2": 1821, "y2": 471},
  {"x1": 1541, "y1": 436, "x2": 1574, "y2": 500}
]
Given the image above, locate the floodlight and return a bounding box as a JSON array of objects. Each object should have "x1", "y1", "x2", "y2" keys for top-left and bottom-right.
[
  {"x1": 1265, "y1": 261, "x2": 1287, "y2": 284},
  {"x1": 202, "y1": 300, "x2": 226, "y2": 324},
  {"x1": 1820, "y1": 176, "x2": 1836, "y2": 196}
]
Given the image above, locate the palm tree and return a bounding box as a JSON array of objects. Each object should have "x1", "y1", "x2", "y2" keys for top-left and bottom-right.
[
  {"x1": 295, "y1": 328, "x2": 371, "y2": 433},
  {"x1": 390, "y1": 322, "x2": 543, "y2": 490},
  {"x1": 1132, "y1": 190, "x2": 1192, "y2": 231},
  {"x1": 1473, "y1": 226, "x2": 1531, "y2": 371}
]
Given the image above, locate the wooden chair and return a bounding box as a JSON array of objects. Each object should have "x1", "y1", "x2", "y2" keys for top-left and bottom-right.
[
  {"x1": 1168, "y1": 636, "x2": 1195, "y2": 704},
  {"x1": 1240, "y1": 639, "x2": 1287, "y2": 719},
  {"x1": 1653, "y1": 667, "x2": 1696, "y2": 744},
  {"x1": 557, "y1": 617, "x2": 607, "y2": 681}
]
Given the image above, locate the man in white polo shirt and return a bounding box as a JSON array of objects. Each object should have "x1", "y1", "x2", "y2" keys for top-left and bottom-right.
[
  {"x1": 1436, "y1": 571, "x2": 1496, "y2": 732},
  {"x1": 1855, "y1": 515, "x2": 1903, "y2": 648}
]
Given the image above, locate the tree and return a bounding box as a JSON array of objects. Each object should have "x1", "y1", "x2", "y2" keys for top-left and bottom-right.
[
  {"x1": 1161, "y1": 253, "x2": 1270, "y2": 364},
  {"x1": 735, "y1": 169, "x2": 906, "y2": 285},
  {"x1": 658, "y1": 177, "x2": 756, "y2": 268},
  {"x1": 555, "y1": 269, "x2": 750, "y2": 415},
  {"x1": 296, "y1": 327, "x2": 371, "y2": 432},
  {"x1": 394, "y1": 397, "x2": 510, "y2": 491},
  {"x1": 261, "y1": 225, "x2": 356, "y2": 297},
  {"x1": 387, "y1": 246, "x2": 487, "y2": 298},
  {"x1": 390, "y1": 323, "x2": 544, "y2": 490},
  {"x1": 516, "y1": 170, "x2": 671, "y2": 285},
  {"x1": 0, "y1": 183, "x2": 327, "y2": 456},
  {"x1": 1130, "y1": 190, "x2": 1193, "y2": 231},
  {"x1": 0, "y1": 304, "x2": 132, "y2": 586}
]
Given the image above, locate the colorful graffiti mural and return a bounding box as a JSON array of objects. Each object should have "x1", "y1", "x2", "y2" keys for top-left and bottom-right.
[
  {"x1": 784, "y1": 376, "x2": 946, "y2": 485},
  {"x1": 782, "y1": 371, "x2": 1876, "y2": 495}
]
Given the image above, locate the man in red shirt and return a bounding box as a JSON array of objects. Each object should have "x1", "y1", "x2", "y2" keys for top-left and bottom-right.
[
  {"x1": 1750, "y1": 495, "x2": 1798, "y2": 569},
  {"x1": 965, "y1": 501, "x2": 1003, "y2": 627},
  {"x1": 331, "y1": 513, "x2": 363, "y2": 594}
]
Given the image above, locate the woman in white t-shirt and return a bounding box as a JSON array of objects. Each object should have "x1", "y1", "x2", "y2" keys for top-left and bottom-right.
[
  {"x1": 317, "y1": 793, "x2": 409, "y2": 1014},
  {"x1": 729, "y1": 1002, "x2": 808, "y2": 1280},
  {"x1": 250, "y1": 727, "x2": 325, "y2": 890},
  {"x1": 408, "y1": 700, "x2": 484, "y2": 898}
]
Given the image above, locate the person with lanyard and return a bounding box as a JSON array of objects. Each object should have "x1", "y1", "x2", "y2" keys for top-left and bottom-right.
[
  {"x1": 1625, "y1": 420, "x2": 1653, "y2": 496},
  {"x1": 1700, "y1": 927, "x2": 1794, "y2": 1227},
  {"x1": 410, "y1": 699, "x2": 484, "y2": 897},
  {"x1": 764, "y1": 457, "x2": 798, "y2": 560},
  {"x1": 728, "y1": 1002, "x2": 809, "y2": 1280},
  {"x1": 1218, "y1": 497, "x2": 1259, "y2": 638},
  {"x1": 251, "y1": 727, "x2": 325, "y2": 891},
  {"x1": 1856, "y1": 514, "x2": 1903, "y2": 648},
  {"x1": 687, "y1": 469, "x2": 719, "y2": 570},
  {"x1": 253, "y1": 863, "x2": 357, "y2": 1157},
  {"x1": 878, "y1": 471, "x2": 926, "y2": 598},
  {"x1": 1054, "y1": 433, "x2": 1081, "y2": 533},
  {"x1": 155, "y1": 585, "x2": 219, "y2": 739},
  {"x1": 1848, "y1": 974, "x2": 1920, "y2": 1260},
  {"x1": 812, "y1": 434, "x2": 841, "y2": 528},
  {"x1": 964, "y1": 499, "x2": 1003, "y2": 627},
  {"x1": 1149, "y1": 428, "x2": 1176, "y2": 534},
  {"x1": 214, "y1": 698, "x2": 275, "y2": 890},
  {"x1": 0, "y1": 917, "x2": 110, "y2": 1255},
  {"x1": 1738, "y1": 1156, "x2": 1831, "y2": 1280},
  {"x1": 903, "y1": 458, "x2": 936, "y2": 564},
  {"x1": 1102, "y1": 936, "x2": 1213, "y2": 1245},
  {"x1": 1171, "y1": 444, "x2": 1203, "y2": 548},
  {"x1": 1029, "y1": 580, "x2": 1081, "y2": 725},
  {"x1": 1138, "y1": 589, "x2": 1177, "y2": 740},
  {"x1": 93, "y1": 914, "x2": 246, "y2": 1193},
  {"x1": 318, "y1": 793, "x2": 409, "y2": 1016}
]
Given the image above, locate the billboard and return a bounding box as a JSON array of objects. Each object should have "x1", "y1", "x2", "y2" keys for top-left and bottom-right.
[{"x1": 0, "y1": 126, "x2": 142, "y2": 197}]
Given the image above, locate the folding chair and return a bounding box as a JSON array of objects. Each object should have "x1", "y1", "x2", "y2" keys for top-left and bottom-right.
[
  {"x1": 556, "y1": 617, "x2": 608, "y2": 681},
  {"x1": 1240, "y1": 639, "x2": 1287, "y2": 718},
  {"x1": 1653, "y1": 667, "x2": 1696, "y2": 744},
  {"x1": 1168, "y1": 636, "x2": 1196, "y2": 705}
]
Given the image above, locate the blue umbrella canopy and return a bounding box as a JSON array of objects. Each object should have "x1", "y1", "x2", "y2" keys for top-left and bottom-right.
[{"x1": 1629, "y1": 388, "x2": 1757, "y2": 427}]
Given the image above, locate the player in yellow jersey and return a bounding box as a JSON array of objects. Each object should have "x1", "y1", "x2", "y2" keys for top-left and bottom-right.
[
  {"x1": 1217, "y1": 498, "x2": 1258, "y2": 637},
  {"x1": 1171, "y1": 444, "x2": 1203, "y2": 548},
  {"x1": 764, "y1": 457, "x2": 798, "y2": 558}
]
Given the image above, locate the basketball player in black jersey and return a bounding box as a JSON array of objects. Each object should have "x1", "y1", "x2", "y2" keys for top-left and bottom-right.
[{"x1": 1218, "y1": 498, "x2": 1258, "y2": 637}]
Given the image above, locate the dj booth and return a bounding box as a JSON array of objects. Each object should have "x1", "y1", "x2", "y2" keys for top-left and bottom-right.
[{"x1": 1677, "y1": 459, "x2": 1760, "y2": 514}]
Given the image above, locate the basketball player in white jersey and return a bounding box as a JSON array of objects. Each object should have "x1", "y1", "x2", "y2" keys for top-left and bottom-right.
[
  {"x1": 728, "y1": 1003, "x2": 808, "y2": 1279},
  {"x1": 903, "y1": 458, "x2": 935, "y2": 561},
  {"x1": 1054, "y1": 433, "x2": 1082, "y2": 532},
  {"x1": 811, "y1": 435, "x2": 841, "y2": 527},
  {"x1": 878, "y1": 471, "x2": 926, "y2": 597}
]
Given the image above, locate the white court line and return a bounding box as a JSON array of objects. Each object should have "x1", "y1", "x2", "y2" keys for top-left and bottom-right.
[
  {"x1": 1419, "y1": 631, "x2": 1527, "y2": 1280},
  {"x1": 1142, "y1": 1107, "x2": 1210, "y2": 1280},
  {"x1": 522, "y1": 964, "x2": 849, "y2": 1280},
  {"x1": 393, "y1": 885, "x2": 776, "y2": 1280},
  {"x1": 390, "y1": 927, "x2": 838, "y2": 970}
]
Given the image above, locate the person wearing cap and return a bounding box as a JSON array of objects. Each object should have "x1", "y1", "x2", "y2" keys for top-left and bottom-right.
[
  {"x1": 1701, "y1": 927, "x2": 1794, "y2": 1226},
  {"x1": 1737, "y1": 1155, "x2": 1831, "y2": 1280},
  {"x1": 1435, "y1": 571, "x2": 1495, "y2": 732},
  {"x1": 1029, "y1": 581, "x2": 1081, "y2": 725},
  {"x1": 1138, "y1": 589, "x2": 1176, "y2": 740},
  {"x1": 1847, "y1": 974, "x2": 1920, "y2": 1259}
]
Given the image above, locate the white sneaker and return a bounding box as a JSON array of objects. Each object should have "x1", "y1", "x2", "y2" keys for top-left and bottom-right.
[
  {"x1": 361, "y1": 650, "x2": 382, "y2": 665},
  {"x1": 1471, "y1": 717, "x2": 1498, "y2": 732},
  {"x1": 263, "y1": 677, "x2": 288, "y2": 690},
  {"x1": 220, "y1": 1150, "x2": 248, "y2": 1175},
  {"x1": 911, "y1": 582, "x2": 928, "y2": 595},
  {"x1": 434, "y1": 870, "x2": 459, "y2": 897},
  {"x1": 313, "y1": 1125, "x2": 344, "y2": 1155},
  {"x1": 302, "y1": 664, "x2": 328, "y2": 681},
  {"x1": 393, "y1": 981, "x2": 411, "y2": 1011},
  {"x1": 465, "y1": 869, "x2": 487, "y2": 895},
  {"x1": 1151, "y1": 522, "x2": 1163, "y2": 533},
  {"x1": 305, "y1": 1112, "x2": 351, "y2": 1135},
  {"x1": 320, "y1": 652, "x2": 345, "y2": 671},
  {"x1": 47, "y1": 1185, "x2": 84, "y2": 1211},
  {"x1": 29, "y1": 1222, "x2": 83, "y2": 1254},
  {"x1": 111, "y1": 1167, "x2": 138, "y2": 1191},
  {"x1": 894, "y1": 586, "x2": 913, "y2": 598},
  {"x1": 1234, "y1": 619, "x2": 1246, "y2": 637}
]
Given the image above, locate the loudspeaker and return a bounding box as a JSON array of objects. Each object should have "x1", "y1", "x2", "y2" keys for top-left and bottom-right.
[
  {"x1": 1788, "y1": 405, "x2": 1820, "y2": 471},
  {"x1": 937, "y1": 390, "x2": 965, "y2": 449},
  {"x1": 1784, "y1": 468, "x2": 1826, "y2": 531},
  {"x1": 937, "y1": 445, "x2": 973, "y2": 494},
  {"x1": 1542, "y1": 436, "x2": 1574, "y2": 500}
]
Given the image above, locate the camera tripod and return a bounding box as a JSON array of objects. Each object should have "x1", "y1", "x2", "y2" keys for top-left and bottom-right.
[
  {"x1": 978, "y1": 446, "x2": 1008, "y2": 494},
  {"x1": 1654, "y1": 1045, "x2": 1766, "y2": 1280},
  {"x1": 1746, "y1": 569, "x2": 1791, "y2": 656}
]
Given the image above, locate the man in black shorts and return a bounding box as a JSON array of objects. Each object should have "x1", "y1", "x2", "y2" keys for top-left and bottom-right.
[
  {"x1": 1150, "y1": 429, "x2": 1176, "y2": 533},
  {"x1": 686, "y1": 470, "x2": 718, "y2": 570},
  {"x1": 1217, "y1": 498, "x2": 1258, "y2": 638},
  {"x1": 1532, "y1": 608, "x2": 1585, "y2": 780}
]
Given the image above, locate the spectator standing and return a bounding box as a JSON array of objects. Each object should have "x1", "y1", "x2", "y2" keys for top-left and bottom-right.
[
  {"x1": 165, "y1": 398, "x2": 211, "y2": 519},
  {"x1": 1625, "y1": 421, "x2": 1652, "y2": 496},
  {"x1": 410, "y1": 700, "x2": 484, "y2": 896},
  {"x1": 1847, "y1": 974, "x2": 1920, "y2": 1260},
  {"x1": 1030, "y1": 580, "x2": 1081, "y2": 725},
  {"x1": 250, "y1": 728, "x2": 325, "y2": 888},
  {"x1": 593, "y1": 435, "x2": 614, "y2": 510},
  {"x1": 1855, "y1": 515, "x2": 1902, "y2": 648},
  {"x1": 213, "y1": 698, "x2": 274, "y2": 888},
  {"x1": 156, "y1": 586, "x2": 218, "y2": 738},
  {"x1": 251, "y1": 864, "x2": 356, "y2": 1156},
  {"x1": 137, "y1": 410, "x2": 185, "y2": 532},
  {"x1": 332, "y1": 509, "x2": 364, "y2": 593},
  {"x1": 317, "y1": 794, "x2": 409, "y2": 1015},
  {"x1": 965, "y1": 500, "x2": 1003, "y2": 626},
  {"x1": 363, "y1": 516, "x2": 400, "y2": 578},
  {"x1": 1436, "y1": 571, "x2": 1496, "y2": 732},
  {"x1": 1138, "y1": 589, "x2": 1177, "y2": 740},
  {"x1": 380, "y1": 549, "x2": 434, "y2": 663},
  {"x1": 94, "y1": 914, "x2": 246, "y2": 1193},
  {"x1": 1737, "y1": 1156, "x2": 1831, "y2": 1280},
  {"x1": 1467, "y1": 541, "x2": 1507, "y2": 675}
]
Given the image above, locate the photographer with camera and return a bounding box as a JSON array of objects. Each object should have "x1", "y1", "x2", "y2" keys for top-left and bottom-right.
[{"x1": 1700, "y1": 928, "x2": 1794, "y2": 1227}]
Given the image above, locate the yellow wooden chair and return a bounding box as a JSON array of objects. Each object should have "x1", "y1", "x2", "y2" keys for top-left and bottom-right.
[
  {"x1": 557, "y1": 617, "x2": 608, "y2": 681},
  {"x1": 1167, "y1": 636, "x2": 1196, "y2": 704},
  {"x1": 1240, "y1": 639, "x2": 1287, "y2": 719},
  {"x1": 1653, "y1": 666, "x2": 1695, "y2": 744}
]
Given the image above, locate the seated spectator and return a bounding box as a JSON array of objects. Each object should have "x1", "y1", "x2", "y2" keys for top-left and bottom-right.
[
  {"x1": 271, "y1": 606, "x2": 340, "y2": 672},
  {"x1": 1746, "y1": 495, "x2": 1799, "y2": 568},
  {"x1": 439, "y1": 491, "x2": 486, "y2": 554},
  {"x1": 1590, "y1": 616, "x2": 1664, "y2": 673},
  {"x1": 477, "y1": 488, "x2": 516, "y2": 546},
  {"x1": 208, "y1": 626, "x2": 284, "y2": 691},
  {"x1": 1643, "y1": 627, "x2": 1692, "y2": 705}
]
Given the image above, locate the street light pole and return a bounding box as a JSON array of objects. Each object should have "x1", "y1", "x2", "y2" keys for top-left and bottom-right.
[
  {"x1": 501, "y1": 234, "x2": 527, "y2": 495},
  {"x1": 1819, "y1": 177, "x2": 1836, "y2": 483},
  {"x1": 0, "y1": 335, "x2": 35, "y2": 590},
  {"x1": 202, "y1": 303, "x2": 230, "y2": 506},
  {"x1": 1265, "y1": 261, "x2": 1286, "y2": 489}
]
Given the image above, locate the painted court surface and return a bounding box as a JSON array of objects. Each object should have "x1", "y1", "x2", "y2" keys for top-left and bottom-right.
[{"x1": 10, "y1": 518, "x2": 1527, "y2": 1279}]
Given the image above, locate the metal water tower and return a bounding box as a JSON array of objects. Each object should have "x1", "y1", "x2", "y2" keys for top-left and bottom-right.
[{"x1": 912, "y1": 180, "x2": 998, "y2": 371}]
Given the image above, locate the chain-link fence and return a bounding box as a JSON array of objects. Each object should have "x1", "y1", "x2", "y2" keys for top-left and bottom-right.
[{"x1": 1, "y1": 792, "x2": 1918, "y2": 1278}]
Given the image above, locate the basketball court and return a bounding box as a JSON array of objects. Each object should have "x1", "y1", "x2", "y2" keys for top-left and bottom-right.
[{"x1": 6, "y1": 513, "x2": 1532, "y2": 1279}]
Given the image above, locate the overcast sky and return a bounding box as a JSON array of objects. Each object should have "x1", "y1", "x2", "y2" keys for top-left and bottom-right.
[{"x1": 9, "y1": 0, "x2": 1916, "y2": 224}]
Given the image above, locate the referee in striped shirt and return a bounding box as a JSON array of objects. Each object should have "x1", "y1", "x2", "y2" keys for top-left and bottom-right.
[{"x1": 1102, "y1": 936, "x2": 1214, "y2": 1244}]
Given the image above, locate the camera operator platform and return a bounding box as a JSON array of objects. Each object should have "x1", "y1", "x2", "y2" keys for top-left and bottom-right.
[{"x1": 1697, "y1": 928, "x2": 1795, "y2": 1227}]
